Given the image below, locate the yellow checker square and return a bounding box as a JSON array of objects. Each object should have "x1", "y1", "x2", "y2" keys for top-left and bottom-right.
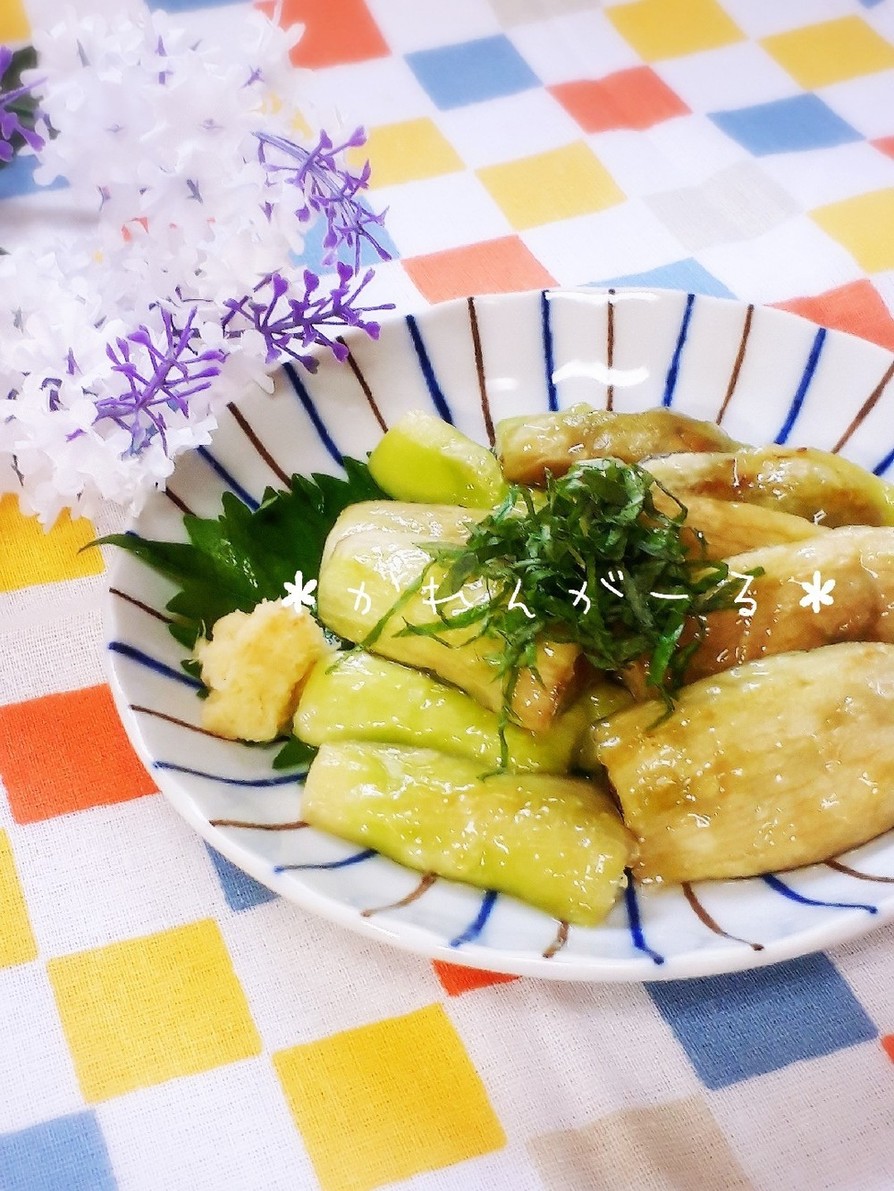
[
  {"x1": 273, "y1": 1004, "x2": 505, "y2": 1191},
  {"x1": 350, "y1": 118, "x2": 463, "y2": 188},
  {"x1": 48, "y1": 920, "x2": 261, "y2": 1103},
  {"x1": 0, "y1": 495, "x2": 104, "y2": 593},
  {"x1": 762, "y1": 17, "x2": 894, "y2": 88},
  {"x1": 812, "y1": 189, "x2": 894, "y2": 273},
  {"x1": 0, "y1": 0, "x2": 28, "y2": 42},
  {"x1": 0, "y1": 830, "x2": 37, "y2": 969},
  {"x1": 608, "y1": 0, "x2": 743, "y2": 61},
  {"x1": 478, "y1": 142, "x2": 624, "y2": 230}
]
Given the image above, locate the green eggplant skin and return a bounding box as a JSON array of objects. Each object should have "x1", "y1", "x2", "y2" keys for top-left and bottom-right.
[
  {"x1": 301, "y1": 742, "x2": 637, "y2": 925},
  {"x1": 294, "y1": 651, "x2": 587, "y2": 773},
  {"x1": 368, "y1": 409, "x2": 509, "y2": 508}
]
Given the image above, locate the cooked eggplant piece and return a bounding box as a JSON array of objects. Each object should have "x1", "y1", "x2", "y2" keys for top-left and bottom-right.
[
  {"x1": 684, "y1": 526, "x2": 894, "y2": 685},
  {"x1": 368, "y1": 409, "x2": 508, "y2": 508},
  {"x1": 319, "y1": 499, "x2": 484, "y2": 546},
  {"x1": 653, "y1": 493, "x2": 826, "y2": 560},
  {"x1": 595, "y1": 641, "x2": 894, "y2": 882},
  {"x1": 644, "y1": 447, "x2": 894, "y2": 528},
  {"x1": 574, "y1": 676, "x2": 635, "y2": 772},
  {"x1": 495, "y1": 404, "x2": 739, "y2": 485},
  {"x1": 302, "y1": 742, "x2": 636, "y2": 924},
  {"x1": 623, "y1": 526, "x2": 894, "y2": 697},
  {"x1": 294, "y1": 650, "x2": 587, "y2": 773},
  {"x1": 317, "y1": 502, "x2": 580, "y2": 732}
]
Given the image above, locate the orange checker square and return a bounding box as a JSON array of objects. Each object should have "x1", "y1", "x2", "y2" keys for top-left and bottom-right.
[
  {"x1": 402, "y1": 236, "x2": 556, "y2": 303},
  {"x1": 550, "y1": 68, "x2": 690, "y2": 134},
  {"x1": 0, "y1": 684, "x2": 156, "y2": 824},
  {"x1": 773, "y1": 280, "x2": 894, "y2": 355},
  {"x1": 264, "y1": 0, "x2": 389, "y2": 68},
  {"x1": 433, "y1": 959, "x2": 518, "y2": 997}
]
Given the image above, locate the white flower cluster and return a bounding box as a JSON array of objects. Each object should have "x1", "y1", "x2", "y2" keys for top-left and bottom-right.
[{"x1": 0, "y1": 2, "x2": 379, "y2": 525}]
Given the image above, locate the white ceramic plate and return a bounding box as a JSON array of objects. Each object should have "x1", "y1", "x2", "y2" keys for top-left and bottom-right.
[{"x1": 105, "y1": 286, "x2": 894, "y2": 981}]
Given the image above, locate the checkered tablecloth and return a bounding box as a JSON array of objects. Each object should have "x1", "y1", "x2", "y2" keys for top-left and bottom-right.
[{"x1": 3, "y1": 1, "x2": 894, "y2": 1188}]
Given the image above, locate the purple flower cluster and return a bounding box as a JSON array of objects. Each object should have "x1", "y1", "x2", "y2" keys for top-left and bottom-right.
[
  {"x1": 0, "y1": 20, "x2": 394, "y2": 488},
  {"x1": 0, "y1": 47, "x2": 44, "y2": 164},
  {"x1": 94, "y1": 128, "x2": 390, "y2": 451},
  {"x1": 223, "y1": 265, "x2": 388, "y2": 370},
  {"x1": 256, "y1": 129, "x2": 389, "y2": 271},
  {"x1": 94, "y1": 309, "x2": 226, "y2": 453}
]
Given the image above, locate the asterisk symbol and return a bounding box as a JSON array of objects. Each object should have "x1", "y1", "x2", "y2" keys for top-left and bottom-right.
[
  {"x1": 797, "y1": 570, "x2": 835, "y2": 614},
  {"x1": 283, "y1": 569, "x2": 317, "y2": 612}
]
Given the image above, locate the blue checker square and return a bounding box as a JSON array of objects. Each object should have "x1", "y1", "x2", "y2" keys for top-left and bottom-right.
[
  {"x1": 710, "y1": 94, "x2": 861, "y2": 156},
  {"x1": 207, "y1": 844, "x2": 278, "y2": 912},
  {"x1": 0, "y1": 1113, "x2": 116, "y2": 1191},
  {"x1": 597, "y1": 257, "x2": 736, "y2": 299},
  {"x1": 648, "y1": 953, "x2": 877, "y2": 1091},
  {"x1": 406, "y1": 36, "x2": 539, "y2": 110},
  {"x1": 0, "y1": 155, "x2": 67, "y2": 202}
]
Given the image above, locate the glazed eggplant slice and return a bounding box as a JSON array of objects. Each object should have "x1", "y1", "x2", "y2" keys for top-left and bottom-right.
[
  {"x1": 495, "y1": 405, "x2": 739, "y2": 485},
  {"x1": 644, "y1": 447, "x2": 894, "y2": 528},
  {"x1": 595, "y1": 641, "x2": 894, "y2": 882},
  {"x1": 294, "y1": 650, "x2": 588, "y2": 773},
  {"x1": 656, "y1": 493, "x2": 827, "y2": 560},
  {"x1": 685, "y1": 526, "x2": 894, "y2": 684},
  {"x1": 302, "y1": 742, "x2": 636, "y2": 924},
  {"x1": 624, "y1": 526, "x2": 894, "y2": 697}
]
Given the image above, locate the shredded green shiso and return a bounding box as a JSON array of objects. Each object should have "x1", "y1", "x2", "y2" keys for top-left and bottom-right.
[{"x1": 394, "y1": 459, "x2": 747, "y2": 742}]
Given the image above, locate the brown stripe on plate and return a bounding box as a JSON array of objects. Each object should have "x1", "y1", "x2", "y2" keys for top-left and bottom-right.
[
  {"x1": 360, "y1": 871, "x2": 438, "y2": 917},
  {"x1": 542, "y1": 919, "x2": 569, "y2": 959},
  {"x1": 682, "y1": 881, "x2": 764, "y2": 951},
  {"x1": 716, "y1": 303, "x2": 753, "y2": 425},
  {"x1": 209, "y1": 816, "x2": 309, "y2": 831},
  {"x1": 830, "y1": 357, "x2": 894, "y2": 454},
  {"x1": 164, "y1": 486, "x2": 194, "y2": 516},
  {"x1": 826, "y1": 858, "x2": 894, "y2": 883},
  {"x1": 467, "y1": 297, "x2": 495, "y2": 445},
  {"x1": 110, "y1": 588, "x2": 173, "y2": 624},
  {"x1": 338, "y1": 337, "x2": 388, "y2": 432},
  {"x1": 226, "y1": 400, "x2": 291, "y2": 486},
  {"x1": 129, "y1": 704, "x2": 239, "y2": 739}
]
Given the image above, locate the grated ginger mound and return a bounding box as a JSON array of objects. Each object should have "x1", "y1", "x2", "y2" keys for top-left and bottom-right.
[{"x1": 195, "y1": 600, "x2": 331, "y2": 741}]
